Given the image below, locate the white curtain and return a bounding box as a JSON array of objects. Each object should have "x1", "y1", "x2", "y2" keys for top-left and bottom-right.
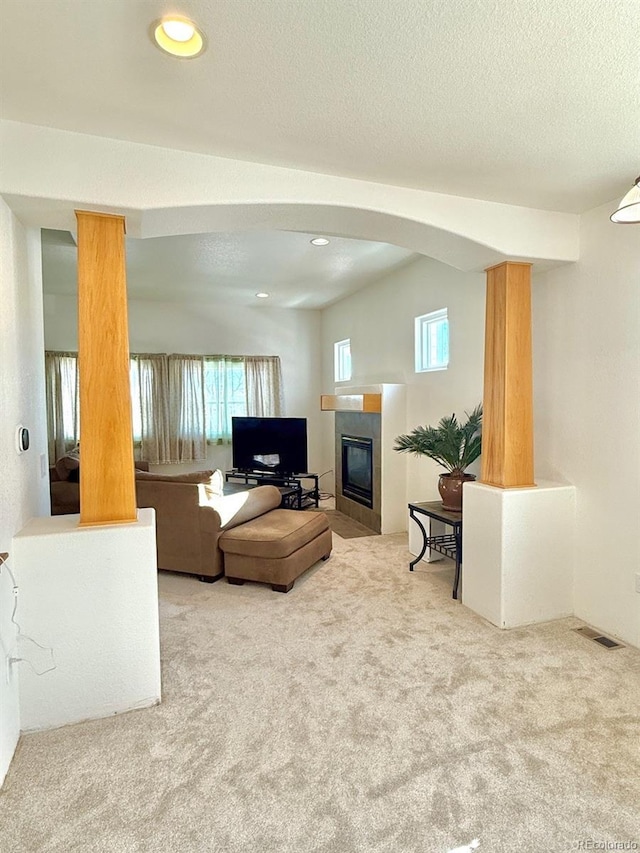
[
  {"x1": 45, "y1": 352, "x2": 79, "y2": 461},
  {"x1": 45, "y1": 351, "x2": 284, "y2": 464},
  {"x1": 168, "y1": 355, "x2": 207, "y2": 462},
  {"x1": 245, "y1": 356, "x2": 284, "y2": 417},
  {"x1": 130, "y1": 354, "x2": 171, "y2": 464}
]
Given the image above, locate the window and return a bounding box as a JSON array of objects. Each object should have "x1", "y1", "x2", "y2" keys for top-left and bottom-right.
[
  {"x1": 334, "y1": 338, "x2": 352, "y2": 382},
  {"x1": 415, "y1": 309, "x2": 449, "y2": 372},
  {"x1": 203, "y1": 357, "x2": 247, "y2": 443},
  {"x1": 46, "y1": 352, "x2": 283, "y2": 464},
  {"x1": 129, "y1": 360, "x2": 143, "y2": 442}
]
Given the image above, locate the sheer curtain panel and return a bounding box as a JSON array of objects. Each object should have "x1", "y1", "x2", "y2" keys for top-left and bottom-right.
[
  {"x1": 168, "y1": 355, "x2": 207, "y2": 462},
  {"x1": 130, "y1": 354, "x2": 171, "y2": 464},
  {"x1": 45, "y1": 352, "x2": 79, "y2": 461},
  {"x1": 245, "y1": 356, "x2": 284, "y2": 417}
]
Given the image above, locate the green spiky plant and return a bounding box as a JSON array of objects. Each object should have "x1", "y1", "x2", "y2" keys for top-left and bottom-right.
[{"x1": 393, "y1": 404, "x2": 483, "y2": 475}]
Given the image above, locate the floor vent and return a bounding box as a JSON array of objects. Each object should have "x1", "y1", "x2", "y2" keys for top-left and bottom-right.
[{"x1": 573, "y1": 626, "x2": 624, "y2": 650}]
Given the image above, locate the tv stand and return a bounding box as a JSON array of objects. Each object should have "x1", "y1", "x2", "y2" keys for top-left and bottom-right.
[{"x1": 225, "y1": 470, "x2": 320, "y2": 510}]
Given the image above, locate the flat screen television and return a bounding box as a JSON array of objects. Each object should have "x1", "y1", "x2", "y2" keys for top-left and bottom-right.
[{"x1": 232, "y1": 417, "x2": 308, "y2": 476}]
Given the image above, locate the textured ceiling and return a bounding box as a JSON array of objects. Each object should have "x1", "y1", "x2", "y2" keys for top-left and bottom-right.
[
  {"x1": 41, "y1": 229, "x2": 418, "y2": 309},
  {"x1": 1, "y1": 0, "x2": 638, "y2": 213}
]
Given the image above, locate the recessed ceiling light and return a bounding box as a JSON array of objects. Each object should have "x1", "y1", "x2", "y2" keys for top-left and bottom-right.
[
  {"x1": 162, "y1": 19, "x2": 194, "y2": 42},
  {"x1": 256, "y1": 292, "x2": 270, "y2": 299},
  {"x1": 152, "y1": 16, "x2": 206, "y2": 58},
  {"x1": 310, "y1": 237, "x2": 330, "y2": 246}
]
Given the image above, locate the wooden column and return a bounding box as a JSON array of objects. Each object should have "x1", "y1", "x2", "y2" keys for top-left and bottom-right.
[
  {"x1": 76, "y1": 211, "x2": 136, "y2": 525},
  {"x1": 480, "y1": 261, "x2": 535, "y2": 488}
]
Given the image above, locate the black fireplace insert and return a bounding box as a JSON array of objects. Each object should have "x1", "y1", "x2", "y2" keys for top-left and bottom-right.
[{"x1": 341, "y1": 435, "x2": 373, "y2": 508}]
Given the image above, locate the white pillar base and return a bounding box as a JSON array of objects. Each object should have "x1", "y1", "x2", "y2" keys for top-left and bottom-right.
[
  {"x1": 462, "y1": 481, "x2": 575, "y2": 628},
  {"x1": 12, "y1": 509, "x2": 161, "y2": 731}
]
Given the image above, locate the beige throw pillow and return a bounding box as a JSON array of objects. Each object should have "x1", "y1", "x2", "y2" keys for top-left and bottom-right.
[
  {"x1": 203, "y1": 484, "x2": 282, "y2": 528},
  {"x1": 55, "y1": 449, "x2": 80, "y2": 482}
]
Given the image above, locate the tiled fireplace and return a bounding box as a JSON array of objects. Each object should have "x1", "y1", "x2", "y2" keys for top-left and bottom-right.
[
  {"x1": 330, "y1": 384, "x2": 407, "y2": 534},
  {"x1": 335, "y1": 412, "x2": 381, "y2": 531}
]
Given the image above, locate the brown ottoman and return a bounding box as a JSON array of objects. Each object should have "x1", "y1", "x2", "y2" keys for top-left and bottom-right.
[{"x1": 219, "y1": 509, "x2": 332, "y2": 592}]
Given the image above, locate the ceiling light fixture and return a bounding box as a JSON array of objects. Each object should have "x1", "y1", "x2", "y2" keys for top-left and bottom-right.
[
  {"x1": 152, "y1": 16, "x2": 206, "y2": 58},
  {"x1": 256, "y1": 292, "x2": 270, "y2": 299},
  {"x1": 310, "y1": 237, "x2": 330, "y2": 246},
  {"x1": 610, "y1": 175, "x2": 640, "y2": 224}
]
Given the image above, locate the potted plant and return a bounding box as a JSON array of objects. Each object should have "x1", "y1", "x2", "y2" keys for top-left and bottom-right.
[{"x1": 393, "y1": 404, "x2": 482, "y2": 511}]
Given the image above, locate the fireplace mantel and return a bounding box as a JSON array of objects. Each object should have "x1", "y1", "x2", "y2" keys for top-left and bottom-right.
[{"x1": 320, "y1": 393, "x2": 381, "y2": 413}]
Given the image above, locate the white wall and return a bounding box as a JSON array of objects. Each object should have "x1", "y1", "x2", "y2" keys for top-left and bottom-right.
[
  {"x1": 44, "y1": 294, "x2": 324, "y2": 476},
  {"x1": 533, "y1": 201, "x2": 640, "y2": 648},
  {"x1": 320, "y1": 256, "x2": 486, "y2": 502},
  {"x1": 0, "y1": 199, "x2": 49, "y2": 785},
  {"x1": 13, "y1": 511, "x2": 161, "y2": 732}
]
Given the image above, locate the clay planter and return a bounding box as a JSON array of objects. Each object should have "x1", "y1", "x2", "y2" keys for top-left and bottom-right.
[{"x1": 438, "y1": 472, "x2": 476, "y2": 512}]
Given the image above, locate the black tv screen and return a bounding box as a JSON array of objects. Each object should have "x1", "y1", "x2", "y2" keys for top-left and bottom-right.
[{"x1": 232, "y1": 417, "x2": 308, "y2": 476}]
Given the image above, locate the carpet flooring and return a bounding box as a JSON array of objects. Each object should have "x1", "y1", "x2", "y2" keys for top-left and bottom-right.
[{"x1": 1, "y1": 533, "x2": 639, "y2": 852}]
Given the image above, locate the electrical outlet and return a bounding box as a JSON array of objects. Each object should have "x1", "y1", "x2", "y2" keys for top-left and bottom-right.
[{"x1": 635, "y1": 573, "x2": 640, "y2": 594}]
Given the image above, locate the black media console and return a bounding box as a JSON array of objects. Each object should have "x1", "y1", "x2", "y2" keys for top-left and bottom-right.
[{"x1": 224, "y1": 470, "x2": 320, "y2": 510}]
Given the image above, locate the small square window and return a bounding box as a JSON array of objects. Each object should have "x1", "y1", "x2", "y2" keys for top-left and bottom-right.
[
  {"x1": 334, "y1": 338, "x2": 352, "y2": 382},
  {"x1": 415, "y1": 309, "x2": 449, "y2": 372}
]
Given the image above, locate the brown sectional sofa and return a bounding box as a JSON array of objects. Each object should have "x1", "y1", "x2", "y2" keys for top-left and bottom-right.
[
  {"x1": 136, "y1": 473, "x2": 332, "y2": 589},
  {"x1": 135, "y1": 473, "x2": 285, "y2": 581},
  {"x1": 49, "y1": 459, "x2": 332, "y2": 588}
]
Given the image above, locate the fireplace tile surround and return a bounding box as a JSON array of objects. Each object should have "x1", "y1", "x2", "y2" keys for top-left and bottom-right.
[
  {"x1": 335, "y1": 412, "x2": 381, "y2": 532},
  {"x1": 330, "y1": 384, "x2": 407, "y2": 535}
]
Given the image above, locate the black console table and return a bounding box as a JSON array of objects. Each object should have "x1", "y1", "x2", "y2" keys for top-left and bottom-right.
[
  {"x1": 225, "y1": 470, "x2": 320, "y2": 510},
  {"x1": 408, "y1": 501, "x2": 463, "y2": 600}
]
